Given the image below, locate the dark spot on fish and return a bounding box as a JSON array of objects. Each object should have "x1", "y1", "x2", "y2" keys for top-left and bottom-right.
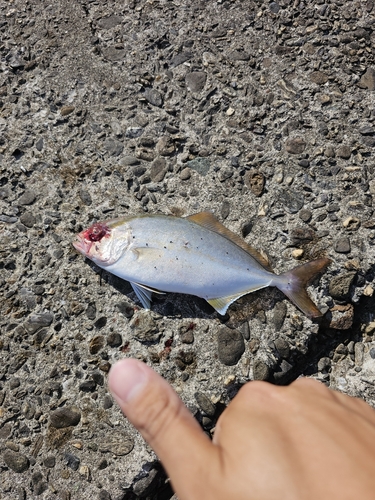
[
  {"x1": 170, "y1": 240, "x2": 173, "y2": 243},
  {"x1": 176, "y1": 257, "x2": 179, "y2": 260},
  {"x1": 164, "y1": 246, "x2": 167, "y2": 249},
  {"x1": 146, "y1": 243, "x2": 148, "y2": 246}
]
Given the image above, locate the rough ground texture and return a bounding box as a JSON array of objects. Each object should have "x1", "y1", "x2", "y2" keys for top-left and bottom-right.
[{"x1": 1, "y1": 0, "x2": 375, "y2": 498}]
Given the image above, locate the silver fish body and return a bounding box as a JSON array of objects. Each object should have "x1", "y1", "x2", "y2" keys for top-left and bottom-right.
[{"x1": 73, "y1": 212, "x2": 330, "y2": 318}]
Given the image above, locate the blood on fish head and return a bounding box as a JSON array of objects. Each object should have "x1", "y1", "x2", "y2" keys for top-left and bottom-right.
[
  {"x1": 73, "y1": 222, "x2": 112, "y2": 262},
  {"x1": 73, "y1": 220, "x2": 130, "y2": 266}
]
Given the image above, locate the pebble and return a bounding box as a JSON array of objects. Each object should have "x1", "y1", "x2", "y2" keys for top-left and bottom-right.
[
  {"x1": 334, "y1": 237, "x2": 351, "y2": 254},
  {"x1": 186, "y1": 158, "x2": 210, "y2": 176},
  {"x1": 144, "y1": 88, "x2": 163, "y2": 107},
  {"x1": 328, "y1": 304, "x2": 354, "y2": 330},
  {"x1": 103, "y1": 138, "x2": 123, "y2": 156},
  {"x1": 180, "y1": 167, "x2": 191, "y2": 180},
  {"x1": 17, "y1": 190, "x2": 36, "y2": 206},
  {"x1": 185, "y1": 72, "x2": 207, "y2": 92},
  {"x1": 274, "y1": 338, "x2": 290, "y2": 359},
  {"x1": 49, "y1": 407, "x2": 81, "y2": 428},
  {"x1": 244, "y1": 169, "x2": 265, "y2": 197},
  {"x1": 279, "y1": 188, "x2": 304, "y2": 213},
  {"x1": 98, "y1": 432, "x2": 134, "y2": 456},
  {"x1": 358, "y1": 67, "x2": 375, "y2": 91},
  {"x1": 253, "y1": 359, "x2": 270, "y2": 381},
  {"x1": 60, "y1": 105, "x2": 75, "y2": 116},
  {"x1": 150, "y1": 157, "x2": 167, "y2": 181},
  {"x1": 133, "y1": 468, "x2": 159, "y2": 497},
  {"x1": 285, "y1": 137, "x2": 306, "y2": 154},
  {"x1": 194, "y1": 391, "x2": 216, "y2": 417},
  {"x1": 309, "y1": 71, "x2": 329, "y2": 85},
  {"x1": 129, "y1": 310, "x2": 161, "y2": 343},
  {"x1": 65, "y1": 453, "x2": 80, "y2": 471},
  {"x1": 24, "y1": 313, "x2": 53, "y2": 334},
  {"x1": 107, "y1": 332, "x2": 122, "y2": 347},
  {"x1": 89, "y1": 335, "x2": 105, "y2": 354},
  {"x1": 3, "y1": 450, "x2": 29, "y2": 473},
  {"x1": 291, "y1": 249, "x2": 304, "y2": 259},
  {"x1": 19, "y1": 213, "x2": 36, "y2": 227},
  {"x1": 329, "y1": 272, "x2": 356, "y2": 301},
  {"x1": 336, "y1": 145, "x2": 351, "y2": 159},
  {"x1": 272, "y1": 301, "x2": 287, "y2": 330},
  {"x1": 217, "y1": 327, "x2": 245, "y2": 366}
]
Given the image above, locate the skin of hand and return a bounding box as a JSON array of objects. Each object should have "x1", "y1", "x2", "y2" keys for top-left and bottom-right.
[{"x1": 108, "y1": 359, "x2": 375, "y2": 500}]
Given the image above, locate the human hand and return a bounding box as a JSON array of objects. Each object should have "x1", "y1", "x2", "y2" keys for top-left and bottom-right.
[{"x1": 108, "y1": 359, "x2": 375, "y2": 500}]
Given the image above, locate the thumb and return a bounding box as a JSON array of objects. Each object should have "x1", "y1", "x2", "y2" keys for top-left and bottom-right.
[{"x1": 108, "y1": 359, "x2": 214, "y2": 494}]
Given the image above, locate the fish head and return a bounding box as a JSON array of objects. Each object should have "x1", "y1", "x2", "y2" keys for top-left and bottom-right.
[{"x1": 73, "y1": 220, "x2": 131, "y2": 266}]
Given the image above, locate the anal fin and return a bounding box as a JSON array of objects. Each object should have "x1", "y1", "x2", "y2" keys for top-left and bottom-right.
[{"x1": 207, "y1": 283, "x2": 270, "y2": 315}]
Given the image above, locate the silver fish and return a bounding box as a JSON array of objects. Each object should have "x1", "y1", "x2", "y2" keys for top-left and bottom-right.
[{"x1": 73, "y1": 212, "x2": 330, "y2": 318}]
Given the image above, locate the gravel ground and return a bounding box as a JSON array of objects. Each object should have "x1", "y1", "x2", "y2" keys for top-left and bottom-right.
[{"x1": 1, "y1": 0, "x2": 375, "y2": 498}]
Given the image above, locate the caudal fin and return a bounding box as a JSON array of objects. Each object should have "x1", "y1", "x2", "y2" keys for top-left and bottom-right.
[{"x1": 276, "y1": 258, "x2": 331, "y2": 319}]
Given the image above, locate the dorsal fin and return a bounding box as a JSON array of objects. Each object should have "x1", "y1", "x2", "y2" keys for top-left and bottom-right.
[{"x1": 186, "y1": 212, "x2": 272, "y2": 271}]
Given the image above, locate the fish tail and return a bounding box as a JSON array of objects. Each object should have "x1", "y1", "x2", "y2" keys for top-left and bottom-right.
[{"x1": 275, "y1": 258, "x2": 331, "y2": 319}]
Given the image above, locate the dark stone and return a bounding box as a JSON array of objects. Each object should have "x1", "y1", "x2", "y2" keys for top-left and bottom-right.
[
  {"x1": 133, "y1": 468, "x2": 159, "y2": 497},
  {"x1": 20, "y1": 212, "x2": 36, "y2": 227},
  {"x1": 186, "y1": 158, "x2": 210, "y2": 176},
  {"x1": 334, "y1": 237, "x2": 351, "y2": 254},
  {"x1": 336, "y1": 145, "x2": 351, "y2": 159},
  {"x1": 272, "y1": 301, "x2": 287, "y2": 330},
  {"x1": 144, "y1": 88, "x2": 163, "y2": 107},
  {"x1": 279, "y1": 189, "x2": 304, "y2": 213},
  {"x1": 94, "y1": 316, "x2": 107, "y2": 329},
  {"x1": 115, "y1": 301, "x2": 134, "y2": 318},
  {"x1": 285, "y1": 137, "x2": 306, "y2": 154},
  {"x1": 79, "y1": 380, "x2": 96, "y2": 392},
  {"x1": 24, "y1": 313, "x2": 53, "y2": 334},
  {"x1": 86, "y1": 302, "x2": 96, "y2": 320},
  {"x1": 310, "y1": 71, "x2": 329, "y2": 84},
  {"x1": 3, "y1": 450, "x2": 29, "y2": 473},
  {"x1": 253, "y1": 359, "x2": 270, "y2": 381},
  {"x1": 103, "y1": 395, "x2": 113, "y2": 409},
  {"x1": 17, "y1": 190, "x2": 37, "y2": 206},
  {"x1": 79, "y1": 188, "x2": 92, "y2": 206},
  {"x1": 50, "y1": 407, "x2": 81, "y2": 428},
  {"x1": 125, "y1": 127, "x2": 143, "y2": 139},
  {"x1": 239, "y1": 321, "x2": 250, "y2": 341},
  {"x1": 185, "y1": 72, "x2": 207, "y2": 92},
  {"x1": 299, "y1": 209, "x2": 312, "y2": 223},
  {"x1": 217, "y1": 327, "x2": 245, "y2": 366},
  {"x1": 329, "y1": 272, "x2": 356, "y2": 301},
  {"x1": 103, "y1": 138, "x2": 123, "y2": 156},
  {"x1": 169, "y1": 51, "x2": 193, "y2": 67},
  {"x1": 274, "y1": 338, "x2": 290, "y2": 358},
  {"x1": 35, "y1": 137, "x2": 44, "y2": 151},
  {"x1": 43, "y1": 455, "x2": 56, "y2": 468},
  {"x1": 358, "y1": 67, "x2": 375, "y2": 90},
  {"x1": 194, "y1": 391, "x2": 216, "y2": 417},
  {"x1": 107, "y1": 332, "x2": 122, "y2": 348},
  {"x1": 64, "y1": 452, "x2": 80, "y2": 471},
  {"x1": 99, "y1": 490, "x2": 112, "y2": 500},
  {"x1": 150, "y1": 157, "x2": 167, "y2": 182},
  {"x1": 290, "y1": 227, "x2": 315, "y2": 245}
]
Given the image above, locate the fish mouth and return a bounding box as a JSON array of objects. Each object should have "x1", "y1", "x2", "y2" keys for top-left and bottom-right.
[{"x1": 72, "y1": 235, "x2": 91, "y2": 255}]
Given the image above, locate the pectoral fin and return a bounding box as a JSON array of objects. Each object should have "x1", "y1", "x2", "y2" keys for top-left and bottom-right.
[
  {"x1": 131, "y1": 282, "x2": 153, "y2": 309},
  {"x1": 187, "y1": 211, "x2": 272, "y2": 271}
]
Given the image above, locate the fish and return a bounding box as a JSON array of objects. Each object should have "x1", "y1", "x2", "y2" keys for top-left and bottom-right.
[{"x1": 73, "y1": 211, "x2": 331, "y2": 319}]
